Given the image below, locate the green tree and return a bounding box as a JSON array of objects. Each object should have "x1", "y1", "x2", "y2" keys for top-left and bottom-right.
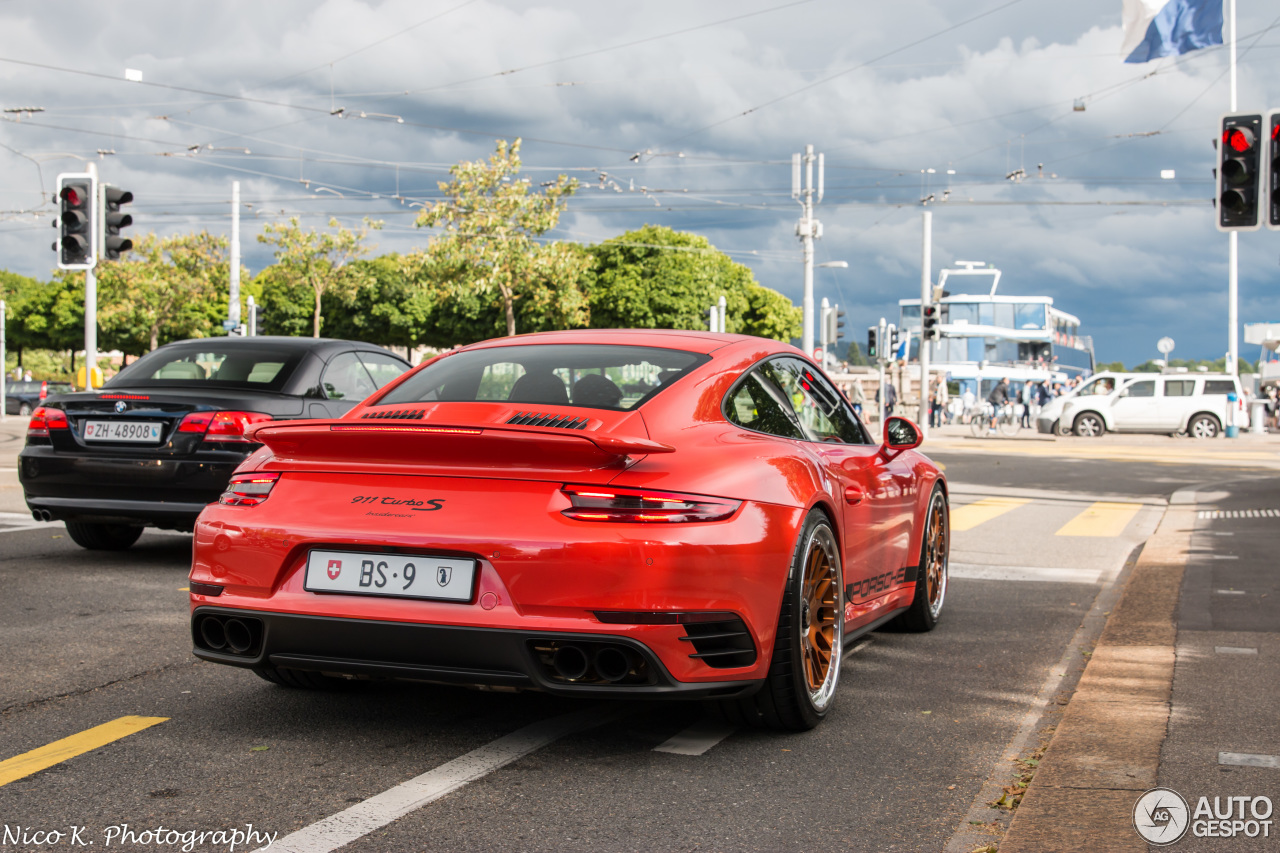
[
  {"x1": 845, "y1": 340, "x2": 868, "y2": 366},
  {"x1": 1096, "y1": 360, "x2": 1126, "y2": 372},
  {"x1": 585, "y1": 225, "x2": 799, "y2": 340},
  {"x1": 15, "y1": 273, "x2": 84, "y2": 353},
  {"x1": 416, "y1": 138, "x2": 584, "y2": 337},
  {"x1": 96, "y1": 232, "x2": 232, "y2": 353},
  {"x1": 258, "y1": 217, "x2": 380, "y2": 337}
]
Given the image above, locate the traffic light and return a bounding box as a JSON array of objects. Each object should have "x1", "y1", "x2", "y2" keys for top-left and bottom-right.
[
  {"x1": 1217, "y1": 112, "x2": 1264, "y2": 231},
  {"x1": 867, "y1": 326, "x2": 878, "y2": 360},
  {"x1": 101, "y1": 186, "x2": 134, "y2": 260},
  {"x1": 822, "y1": 305, "x2": 846, "y2": 344},
  {"x1": 55, "y1": 173, "x2": 96, "y2": 270},
  {"x1": 921, "y1": 304, "x2": 940, "y2": 341},
  {"x1": 1269, "y1": 110, "x2": 1280, "y2": 230}
]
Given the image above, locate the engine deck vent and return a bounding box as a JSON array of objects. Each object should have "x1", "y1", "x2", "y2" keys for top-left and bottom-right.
[
  {"x1": 506, "y1": 412, "x2": 589, "y2": 430},
  {"x1": 680, "y1": 616, "x2": 757, "y2": 669},
  {"x1": 361, "y1": 408, "x2": 426, "y2": 420}
]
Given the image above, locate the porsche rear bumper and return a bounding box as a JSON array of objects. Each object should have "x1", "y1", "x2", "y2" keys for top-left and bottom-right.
[{"x1": 191, "y1": 606, "x2": 760, "y2": 699}]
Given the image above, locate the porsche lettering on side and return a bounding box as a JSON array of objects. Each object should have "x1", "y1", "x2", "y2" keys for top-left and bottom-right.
[{"x1": 189, "y1": 330, "x2": 949, "y2": 731}]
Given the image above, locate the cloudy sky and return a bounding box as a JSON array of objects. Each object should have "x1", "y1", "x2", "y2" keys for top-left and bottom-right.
[{"x1": 1, "y1": 0, "x2": 1278, "y2": 364}]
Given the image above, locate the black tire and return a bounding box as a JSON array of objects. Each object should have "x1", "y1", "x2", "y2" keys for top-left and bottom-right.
[
  {"x1": 18, "y1": 402, "x2": 32, "y2": 417},
  {"x1": 891, "y1": 485, "x2": 949, "y2": 632},
  {"x1": 1187, "y1": 413, "x2": 1221, "y2": 439},
  {"x1": 64, "y1": 521, "x2": 143, "y2": 551},
  {"x1": 1073, "y1": 412, "x2": 1105, "y2": 437},
  {"x1": 711, "y1": 510, "x2": 843, "y2": 731},
  {"x1": 253, "y1": 665, "x2": 354, "y2": 690}
]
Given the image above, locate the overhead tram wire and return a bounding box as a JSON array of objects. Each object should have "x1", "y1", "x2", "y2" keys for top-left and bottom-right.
[
  {"x1": 667, "y1": 0, "x2": 1030, "y2": 145},
  {"x1": 0, "y1": 56, "x2": 635, "y2": 156},
  {"x1": 332, "y1": 0, "x2": 819, "y2": 100}
]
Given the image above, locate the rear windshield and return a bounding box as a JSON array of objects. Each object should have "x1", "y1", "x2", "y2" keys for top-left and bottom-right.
[
  {"x1": 376, "y1": 344, "x2": 709, "y2": 411},
  {"x1": 107, "y1": 344, "x2": 305, "y2": 392}
]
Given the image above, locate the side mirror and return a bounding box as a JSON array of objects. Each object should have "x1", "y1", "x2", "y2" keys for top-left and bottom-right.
[{"x1": 883, "y1": 416, "x2": 923, "y2": 451}]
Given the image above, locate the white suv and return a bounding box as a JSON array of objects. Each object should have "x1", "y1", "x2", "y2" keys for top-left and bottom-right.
[{"x1": 1037, "y1": 372, "x2": 1243, "y2": 438}]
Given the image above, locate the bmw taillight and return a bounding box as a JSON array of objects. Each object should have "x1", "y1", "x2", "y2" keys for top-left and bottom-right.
[
  {"x1": 27, "y1": 406, "x2": 69, "y2": 438},
  {"x1": 179, "y1": 411, "x2": 272, "y2": 442},
  {"x1": 219, "y1": 472, "x2": 280, "y2": 507},
  {"x1": 560, "y1": 486, "x2": 741, "y2": 523}
]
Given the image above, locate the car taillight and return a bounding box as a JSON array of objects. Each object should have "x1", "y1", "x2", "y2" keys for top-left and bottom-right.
[
  {"x1": 219, "y1": 472, "x2": 280, "y2": 507},
  {"x1": 27, "y1": 406, "x2": 69, "y2": 438},
  {"x1": 179, "y1": 411, "x2": 272, "y2": 442},
  {"x1": 560, "y1": 486, "x2": 741, "y2": 523}
]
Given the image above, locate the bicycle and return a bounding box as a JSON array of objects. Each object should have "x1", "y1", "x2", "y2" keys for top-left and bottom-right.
[{"x1": 968, "y1": 401, "x2": 1020, "y2": 437}]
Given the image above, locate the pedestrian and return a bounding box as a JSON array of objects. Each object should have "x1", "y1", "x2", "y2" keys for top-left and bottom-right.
[
  {"x1": 848, "y1": 379, "x2": 866, "y2": 417},
  {"x1": 884, "y1": 381, "x2": 897, "y2": 418},
  {"x1": 931, "y1": 375, "x2": 949, "y2": 428},
  {"x1": 1020, "y1": 380, "x2": 1035, "y2": 428},
  {"x1": 22, "y1": 369, "x2": 32, "y2": 382}
]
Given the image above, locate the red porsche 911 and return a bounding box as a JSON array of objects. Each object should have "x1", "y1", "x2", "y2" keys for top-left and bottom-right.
[{"x1": 189, "y1": 330, "x2": 948, "y2": 730}]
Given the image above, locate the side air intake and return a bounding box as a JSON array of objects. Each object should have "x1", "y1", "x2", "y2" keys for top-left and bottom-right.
[
  {"x1": 506, "y1": 412, "x2": 590, "y2": 430},
  {"x1": 680, "y1": 616, "x2": 757, "y2": 669}
]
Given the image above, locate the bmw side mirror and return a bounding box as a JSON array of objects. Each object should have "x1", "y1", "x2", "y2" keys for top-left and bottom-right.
[{"x1": 883, "y1": 416, "x2": 923, "y2": 451}]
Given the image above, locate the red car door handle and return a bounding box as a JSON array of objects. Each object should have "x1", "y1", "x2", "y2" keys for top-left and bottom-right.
[{"x1": 844, "y1": 485, "x2": 865, "y2": 505}]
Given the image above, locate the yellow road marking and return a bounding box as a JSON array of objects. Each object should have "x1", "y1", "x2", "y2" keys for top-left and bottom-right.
[
  {"x1": 950, "y1": 497, "x2": 1030, "y2": 531},
  {"x1": 0, "y1": 716, "x2": 168, "y2": 788},
  {"x1": 1055, "y1": 501, "x2": 1142, "y2": 537}
]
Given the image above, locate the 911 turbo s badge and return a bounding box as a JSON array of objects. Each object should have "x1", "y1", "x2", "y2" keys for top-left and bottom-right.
[{"x1": 349, "y1": 496, "x2": 446, "y2": 511}]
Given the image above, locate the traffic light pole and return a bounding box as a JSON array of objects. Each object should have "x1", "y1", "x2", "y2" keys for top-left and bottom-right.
[
  {"x1": 794, "y1": 145, "x2": 823, "y2": 356},
  {"x1": 919, "y1": 210, "x2": 932, "y2": 436},
  {"x1": 84, "y1": 162, "x2": 98, "y2": 391},
  {"x1": 1228, "y1": 0, "x2": 1238, "y2": 376}
]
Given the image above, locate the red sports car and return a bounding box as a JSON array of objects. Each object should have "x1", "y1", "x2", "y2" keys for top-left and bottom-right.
[{"x1": 189, "y1": 330, "x2": 949, "y2": 730}]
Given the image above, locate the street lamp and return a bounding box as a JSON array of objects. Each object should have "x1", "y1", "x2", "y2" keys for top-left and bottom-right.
[{"x1": 817, "y1": 261, "x2": 848, "y2": 269}]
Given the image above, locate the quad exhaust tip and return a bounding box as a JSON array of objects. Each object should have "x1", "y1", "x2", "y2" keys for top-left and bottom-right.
[
  {"x1": 195, "y1": 614, "x2": 263, "y2": 657},
  {"x1": 31, "y1": 509, "x2": 54, "y2": 522},
  {"x1": 551, "y1": 645, "x2": 589, "y2": 681}
]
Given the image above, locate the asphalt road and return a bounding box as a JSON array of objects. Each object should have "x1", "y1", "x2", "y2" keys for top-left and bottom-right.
[{"x1": 0, "y1": 448, "x2": 1271, "y2": 852}]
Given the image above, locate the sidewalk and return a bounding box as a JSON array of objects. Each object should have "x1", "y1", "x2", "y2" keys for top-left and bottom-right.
[
  {"x1": 0, "y1": 414, "x2": 29, "y2": 514},
  {"x1": 1001, "y1": 477, "x2": 1280, "y2": 851}
]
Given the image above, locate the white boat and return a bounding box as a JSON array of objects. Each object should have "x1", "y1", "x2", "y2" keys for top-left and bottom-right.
[{"x1": 897, "y1": 261, "x2": 1095, "y2": 400}]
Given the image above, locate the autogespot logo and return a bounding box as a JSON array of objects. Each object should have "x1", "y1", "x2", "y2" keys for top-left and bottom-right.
[{"x1": 1134, "y1": 788, "x2": 1190, "y2": 845}]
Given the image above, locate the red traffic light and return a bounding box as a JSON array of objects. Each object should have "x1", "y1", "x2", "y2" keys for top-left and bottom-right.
[
  {"x1": 59, "y1": 185, "x2": 88, "y2": 207},
  {"x1": 1224, "y1": 127, "x2": 1254, "y2": 153}
]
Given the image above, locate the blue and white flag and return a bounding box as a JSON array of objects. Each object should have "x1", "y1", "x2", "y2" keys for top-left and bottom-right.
[{"x1": 1121, "y1": 0, "x2": 1222, "y2": 63}]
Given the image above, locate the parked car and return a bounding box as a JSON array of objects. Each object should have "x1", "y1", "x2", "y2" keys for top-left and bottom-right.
[
  {"x1": 1037, "y1": 371, "x2": 1244, "y2": 438},
  {"x1": 5, "y1": 380, "x2": 73, "y2": 416},
  {"x1": 20, "y1": 337, "x2": 411, "y2": 550},
  {"x1": 189, "y1": 330, "x2": 949, "y2": 731}
]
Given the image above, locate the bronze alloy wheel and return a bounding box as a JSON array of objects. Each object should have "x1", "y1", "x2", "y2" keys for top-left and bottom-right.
[
  {"x1": 922, "y1": 491, "x2": 948, "y2": 619},
  {"x1": 800, "y1": 526, "x2": 841, "y2": 702}
]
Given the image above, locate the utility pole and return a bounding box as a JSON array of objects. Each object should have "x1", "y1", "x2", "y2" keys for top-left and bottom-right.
[
  {"x1": 708, "y1": 303, "x2": 719, "y2": 333},
  {"x1": 793, "y1": 144, "x2": 824, "y2": 356},
  {"x1": 246, "y1": 295, "x2": 257, "y2": 336},
  {"x1": 718, "y1": 294, "x2": 727, "y2": 333},
  {"x1": 919, "y1": 210, "x2": 932, "y2": 435},
  {"x1": 229, "y1": 180, "x2": 242, "y2": 334}
]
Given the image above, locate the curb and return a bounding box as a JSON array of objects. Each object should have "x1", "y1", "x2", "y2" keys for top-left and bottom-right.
[{"x1": 998, "y1": 497, "x2": 1196, "y2": 852}]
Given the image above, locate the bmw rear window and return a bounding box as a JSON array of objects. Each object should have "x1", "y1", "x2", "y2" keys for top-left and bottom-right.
[
  {"x1": 376, "y1": 344, "x2": 709, "y2": 411},
  {"x1": 106, "y1": 344, "x2": 306, "y2": 392}
]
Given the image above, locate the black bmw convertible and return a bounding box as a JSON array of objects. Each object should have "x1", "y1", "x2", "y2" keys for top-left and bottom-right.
[{"x1": 20, "y1": 336, "x2": 410, "y2": 550}]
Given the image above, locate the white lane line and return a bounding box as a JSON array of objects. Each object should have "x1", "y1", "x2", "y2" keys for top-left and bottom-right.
[
  {"x1": 0, "y1": 525, "x2": 50, "y2": 534},
  {"x1": 261, "y1": 706, "x2": 623, "y2": 853},
  {"x1": 1215, "y1": 589, "x2": 1248, "y2": 595},
  {"x1": 653, "y1": 719, "x2": 736, "y2": 756},
  {"x1": 1215, "y1": 646, "x2": 1258, "y2": 655},
  {"x1": 949, "y1": 562, "x2": 1102, "y2": 585},
  {"x1": 1207, "y1": 555, "x2": 1240, "y2": 560},
  {"x1": 1219, "y1": 752, "x2": 1280, "y2": 769}
]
